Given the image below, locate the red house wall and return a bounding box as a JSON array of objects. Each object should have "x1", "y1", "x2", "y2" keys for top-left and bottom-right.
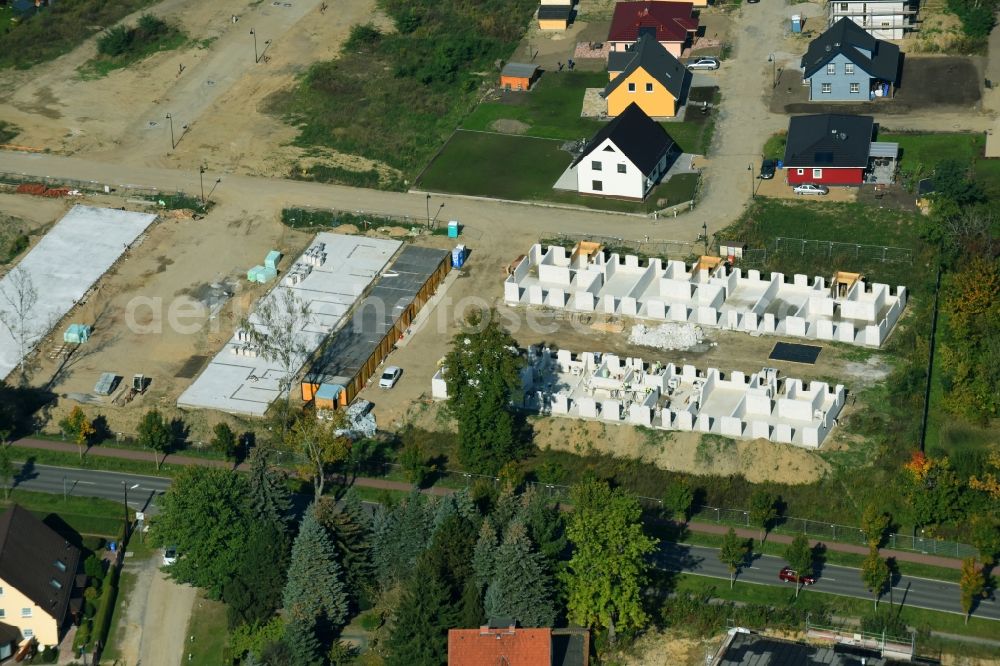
[{"x1": 785, "y1": 166, "x2": 864, "y2": 186}]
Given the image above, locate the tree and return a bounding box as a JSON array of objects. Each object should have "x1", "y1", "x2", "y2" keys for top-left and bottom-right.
[
  {"x1": 662, "y1": 478, "x2": 694, "y2": 522},
  {"x1": 472, "y1": 519, "x2": 498, "y2": 590},
  {"x1": 483, "y1": 522, "x2": 556, "y2": 627},
  {"x1": 285, "y1": 411, "x2": 350, "y2": 496},
  {"x1": 933, "y1": 159, "x2": 986, "y2": 207},
  {"x1": 224, "y1": 521, "x2": 291, "y2": 628},
  {"x1": 748, "y1": 491, "x2": 779, "y2": 544},
  {"x1": 241, "y1": 288, "x2": 312, "y2": 434},
  {"x1": 315, "y1": 493, "x2": 373, "y2": 606},
  {"x1": 0, "y1": 444, "x2": 12, "y2": 500},
  {"x1": 0, "y1": 266, "x2": 38, "y2": 382},
  {"x1": 563, "y1": 479, "x2": 657, "y2": 641},
  {"x1": 519, "y1": 487, "x2": 566, "y2": 564},
  {"x1": 968, "y1": 515, "x2": 1000, "y2": 566},
  {"x1": 371, "y1": 490, "x2": 435, "y2": 585},
  {"x1": 860, "y1": 504, "x2": 891, "y2": 550},
  {"x1": 247, "y1": 445, "x2": 293, "y2": 530},
  {"x1": 152, "y1": 467, "x2": 252, "y2": 597},
  {"x1": 959, "y1": 557, "x2": 986, "y2": 624},
  {"x1": 443, "y1": 309, "x2": 527, "y2": 474},
  {"x1": 283, "y1": 504, "x2": 349, "y2": 665},
  {"x1": 137, "y1": 409, "x2": 172, "y2": 470},
  {"x1": 211, "y1": 423, "x2": 237, "y2": 461},
  {"x1": 59, "y1": 406, "x2": 95, "y2": 462},
  {"x1": 384, "y1": 556, "x2": 458, "y2": 666},
  {"x1": 718, "y1": 528, "x2": 749, "y2": 589},
  {"x1": 782, "y1": 533, "x2": 813, "y2": 598},
  {"x1": 860, "y1": 547, "x2": 890, "y2": 610}
]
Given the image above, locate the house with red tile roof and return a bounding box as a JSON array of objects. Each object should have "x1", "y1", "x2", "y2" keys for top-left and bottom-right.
[
  {"x1": 448, "y1": 621, "x2": 590, "y2": 666},
  {"x1": 607, "y1": 1, "x2": 698, "y2": 58}
]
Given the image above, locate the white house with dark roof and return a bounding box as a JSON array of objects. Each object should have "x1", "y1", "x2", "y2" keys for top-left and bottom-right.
[{"x1": 571, "y1": 103, "x2": 677, "y2": 199}]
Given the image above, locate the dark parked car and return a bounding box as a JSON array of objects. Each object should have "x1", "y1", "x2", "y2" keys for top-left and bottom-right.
[
  {"x1": 760, "y1": 158, "x2": 776, "y2": 180},
  {"x1": 779, "y1": 566, "x2": 816, "y2": 585}
]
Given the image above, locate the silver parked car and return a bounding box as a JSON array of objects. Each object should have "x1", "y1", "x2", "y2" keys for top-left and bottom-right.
[
  {"x1": 793, "y1": 183, "x2": 829, "y2": 195},
  {"x1": 686, "y1": 57, "x2": 720, "y2": 71}
]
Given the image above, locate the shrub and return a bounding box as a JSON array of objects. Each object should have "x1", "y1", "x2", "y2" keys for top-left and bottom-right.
[
  {"x1": 97, "y1": 25, "x2": 133, "y2": 57},
  {"x1": 84, "y1": 554, "x2": 105, "y2": 581},
  {"x1": 39, "y1": 646, "x2": 58, "y2": 663},
  {"x1": 344, "y1": 23, "x2": 382, "y2": 52},
  {"x1": 135, "y1": 14, "x2": 169, "y2": 40},
  {"x1": 4, "y1": 234, "x2": 28, "y2": 261}
]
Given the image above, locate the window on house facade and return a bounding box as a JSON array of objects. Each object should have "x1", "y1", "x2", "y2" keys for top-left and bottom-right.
[
  {"x1": 22, "y1": 630, "x2": 32, "y2": 639},
  {"x1": 592, "y1": 180, "x2": 603, "y2": 191},
  {"x1": 845, "y1": 63, "x2": 854, "y2": 75},
  {"x1": 0, "y1": 609, "x2": 5, "y2": 619},
  {"x1": 881, "y1": 20, "x2": 890, "y2": 27},
  {"x1": 812, "y1": 168, "x2": 823, "y2": 178},
  {"x1": 850, "y1": 82, "x2": 860, "y2": 93},
  {"x1": 617, "y1": 163, "x2": 627, "y2": 173},
  {"x1": 826, "y1": 63, "x2": 836, "y2": 75},
  {"x1": 628, "y1": 82, "x2": 636, "y2": 92},
  {"x1": 840, "y1": 2, "x2": 848, "y2": 8},
  {"x1": 821, "y1": 83, "x2": 832, "y2": 93},
  {"x1": 797, "y1": 168, "x2": 805, "y2": 175},
  {"x1": 645, "y1": 82, "x2": 654, "y2": 92},
  {"x1": 591, "y1": 160, "x2": 602, "y2": 171},
  {"x1": 21, "y1": 608, "x2": 31, "y2": 618}
]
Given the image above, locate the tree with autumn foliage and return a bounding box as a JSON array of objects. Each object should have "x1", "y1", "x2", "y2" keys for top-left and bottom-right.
[
  {"x1": 59, "y1": 406, "x2": 95, "y2": 461},
  {"x1": 901, "y1": 451, "x2": 963, "y2": 528},
  {"x1": 959, "y1": 557, "x2": 986, "y2": 624},
  {"x1": 938, "y1": 256, "x2": 1000, "y2": 421}
]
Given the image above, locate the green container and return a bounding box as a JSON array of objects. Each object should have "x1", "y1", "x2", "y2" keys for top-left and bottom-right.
[
  {"x1": 265, "y1": 250, "x2": 281, "y2": 270},
  {"x1": 247, "y1": 265, "x2": 265, "y2": 282}
]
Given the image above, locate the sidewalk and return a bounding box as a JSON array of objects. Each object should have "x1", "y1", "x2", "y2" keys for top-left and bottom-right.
[{"x1": 13, "y1": 437, "x2": 961, "y2": 568}]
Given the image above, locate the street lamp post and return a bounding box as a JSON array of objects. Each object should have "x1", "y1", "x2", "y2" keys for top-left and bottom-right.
[
  {"x1": 425, "y1": 193, "x2": 431, "y2": 226},
  {"x1": 748, "y1": 163, "x2": 755, "y2": 200},
  {"x1": 122, "y1": 482, "x2": 139, "y2": 537},
  {"x1": 768, "y1": 53, "x2": 776, "y2": 88},
  {"x1": 63, "y1": 475, "x2": 67, "y2": 502},
  {"x1": 199, "y1": 165, "x2": 206, "y2": 205},
  {"x1": 250, "y1": 28, "x2": 258, "y2": 62},
  {"x1": 206, "y1": 177, "x2": 222, "y2": 205},
  {"x1": 166, "y1": 114, "x2": 175, "y2": 150},
  {"x1": 702, "y1": 221, "x2": 709, "y2": 255}
]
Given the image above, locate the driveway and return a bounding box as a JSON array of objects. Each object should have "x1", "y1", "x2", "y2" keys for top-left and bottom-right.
[{"x1": 113, "y1": 553, "x2": 197, "y2": 666}]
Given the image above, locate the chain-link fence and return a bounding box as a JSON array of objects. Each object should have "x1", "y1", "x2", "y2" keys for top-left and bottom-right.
[
  {"x1": 772, "y1": 237, "x2": 913, "y2": 264},
  {"x1": 693, "y1": 504, "x2": 977, "y2": 558}
]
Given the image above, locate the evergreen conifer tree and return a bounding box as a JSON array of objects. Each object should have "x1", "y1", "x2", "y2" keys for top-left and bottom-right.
[{"x1": 483, "y1": 522, "x2": 556, "y2": 627}]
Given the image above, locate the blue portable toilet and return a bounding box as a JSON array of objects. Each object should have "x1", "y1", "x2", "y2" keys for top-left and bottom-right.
[
  {"x1": 791, "y1": 14, "x2": 802, "y2": 33},
  {"x1": 776, "y1": 159, "x2": 784, "y2": 169},
  {"x1": 447, "y1": 220, "x2": 460, "y2": 238},
  {"x1": 452, "y1": 245, "x2": 466, "y2": 268}
]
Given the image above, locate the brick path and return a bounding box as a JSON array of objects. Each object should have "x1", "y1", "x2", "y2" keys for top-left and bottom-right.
[{"x1": 14, "y1": 437, "x2": 961, "y2": 568}]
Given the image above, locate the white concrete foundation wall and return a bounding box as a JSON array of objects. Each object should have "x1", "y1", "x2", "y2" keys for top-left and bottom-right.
[
  {"x1": 0, "y1": 206, "x2": 158, "y2": 380},
  {"x1": 431, "y1": 348, "x2": 847, "y2": 448}
]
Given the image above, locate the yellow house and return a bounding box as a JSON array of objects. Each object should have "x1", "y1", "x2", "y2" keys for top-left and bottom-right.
[
  {"x1": 603, "y1": 33, "x2": 690, "y2": 118},
  {"x1": 0, "y1": 505, "x2": 82, "y2": 652}
]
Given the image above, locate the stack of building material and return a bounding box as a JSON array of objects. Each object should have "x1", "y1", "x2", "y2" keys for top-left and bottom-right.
[
  {"x1": 94, "y1": 372, "x2": 119, "y2": 396},
  {"x1": 302, "y1": 243, "x2": 328, "y2": 267},
  {"x1": 334, "y1": 399, "x2": 377, "y2": 439},
  {"x1": 282, "y1": 262, "x2": 313, "y2": 287},
  {"x1": 265, "y1": 250, "x2": 281, "y2": 270}
]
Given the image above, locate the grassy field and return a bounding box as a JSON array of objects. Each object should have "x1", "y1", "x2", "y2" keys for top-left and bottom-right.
[
  {"x1": 418, "y1": 130, "x2": 698, "y2": 212},
  {"x1": 101, "y1": 569, "x2": 141, "y2": 664},
  {"x1": 0, "y1": 0, "x2": 156, "y2": 69},
  {"x1": 78, "y1": 25, "x2": 187, "y2": 79},
  {"x1": 1, "y1": 487, "x2": 124, "y2": 536},
  {"x1": 880, "y1": 132, "x2": 1000, "y2": 194},
  {"x1": 462, "y1": 71, "x2": 608, "y2": 140},
  {"x1": 762, "y1": 131, "x2": 787, "y2": 159},
  {"x1": 185, "y1": 592, "x2": 230, "y2": 665},
  {"x1": 674, "y1": 574, "x2": 1000, "y2": 645}
]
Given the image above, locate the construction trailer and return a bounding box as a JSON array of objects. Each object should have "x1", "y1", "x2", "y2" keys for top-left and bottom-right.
[{"x1": 302, "y1": 245, "x2": 451, "y2": 407}]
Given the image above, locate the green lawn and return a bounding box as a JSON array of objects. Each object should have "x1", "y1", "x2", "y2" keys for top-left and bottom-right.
[
  {"x1": 185, "y1": 592, "x2": 230, "y2": 665},
  {"x1": 0, "y1": 487, "x2": 124, "y2": 536},
  {"x1": 418, "y1": 130, "x2": 698, "y2": 212},
  {"x1": 12, "y1": 445, "x2": 181, "y2": 477},
  {"x1": 880, "y1": 132, "x2": 1000, "y2": 194},
  {"x1": 101, "y1": 569, "x2": 138, "y2": 663},
  {"x1": 462, "y1": 71, "x2": 609, "y2": 140},
  {"x1": 674, "y1": 574, "x2": 1000, "y2": 644},
  {"x1": 762, "y1": 131, "x2": 787, "y2": 160}
]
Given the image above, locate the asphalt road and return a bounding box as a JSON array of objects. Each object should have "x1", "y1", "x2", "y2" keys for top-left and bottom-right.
[
  {"x1": 656, "y1": 542, "x2": 1000, "y2": 622},
  {"x1": 12, "y1": 462, "x2": 171, "y2": 514}
]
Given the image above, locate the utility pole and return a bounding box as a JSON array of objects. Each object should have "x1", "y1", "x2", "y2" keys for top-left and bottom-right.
[
  {"x1": 199, "y1": 165, "x2": 206, "y2": 205},
  {"x1": 166, "y1": 113, "x2": 175, "y2": 150},
  {"x1": 250, "y1": 28, "x2": 258, "y2": 63},
  {"x1": 63, "y1": 475, "x2": 67, "y2": 502},
  {"x1": 425, "y1": 193, "x2": 431, "y2": 227},
  {"x1": 748, "y1": 163, "x2": 755, "y2": 199}
]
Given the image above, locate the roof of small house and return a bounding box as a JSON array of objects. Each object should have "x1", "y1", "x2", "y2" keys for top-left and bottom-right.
[
  {"x1": 608, "y1": 1, "x2": 698, "y2": 44},
  {"x1": 449, "y1": 625, "x2": 553, "y2": 665},
  {"x1": 501, "y1": 62, "x2": 540, "y2": 79},
  {"x1": 0, "y1": 505, "x2": 81, "y2": 626},
  {"x1": 538, "y1": 4, "x2": 573, "y2": 19},
  {"x1": 783, "y1": 114, "x2": 874, "y2": 168},
  {"x1": 801, "y1": 17, "x2": 900, "y2": 82},
  {"x1": 604, "y1": 33, "x2": 689, "y2": 101},
  {"x1": 572, "y1": 102, "x2": 676, "y2": 174}
]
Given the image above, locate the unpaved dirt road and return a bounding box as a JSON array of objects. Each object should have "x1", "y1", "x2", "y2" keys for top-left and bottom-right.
[{"x1": 114, "y1": 554, "x2": 197, "y2": 666}]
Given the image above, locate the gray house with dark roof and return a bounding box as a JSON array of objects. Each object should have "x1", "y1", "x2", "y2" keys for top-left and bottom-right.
[
  {"x1": 801, "y1": 18, "x2": 900, "y2": 101},
  {"x1": 572, "y1": 102, "x2": 678, "y2": 199},
  {"x1": 0, "y1": 505, "x2": 82, "y2": 651}
]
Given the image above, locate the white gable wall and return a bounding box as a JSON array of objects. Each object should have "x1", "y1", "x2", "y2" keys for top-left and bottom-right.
[{"x1": 577, "y1": 138, "x2": 646, "y2": 199}]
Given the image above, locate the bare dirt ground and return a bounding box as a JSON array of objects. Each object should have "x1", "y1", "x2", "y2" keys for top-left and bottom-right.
[
  {"x1": 0, "y1": 0, "x2": 382, "y2": 179},
  {"x1": 772, "y1": 56, "x2": 984, "y2": 115},
  {"x1": 614, "y1": 630, "x2": 725, "y2": 666},
  {"x1": 113, "y1": 554, "x2": 197, "y2": 666}
]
